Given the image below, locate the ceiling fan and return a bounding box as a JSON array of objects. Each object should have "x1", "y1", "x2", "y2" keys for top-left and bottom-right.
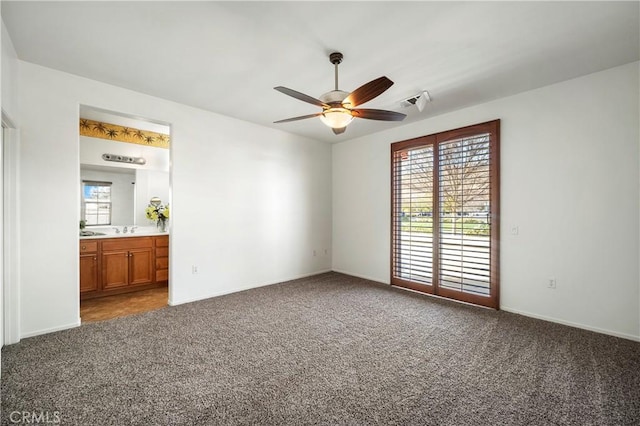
[{"x1": 273, "y1": 52, "x2": 406, "y2": 135}]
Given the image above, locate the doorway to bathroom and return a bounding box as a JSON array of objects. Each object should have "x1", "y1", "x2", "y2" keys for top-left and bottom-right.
[{"x1": 78, "y1": 106, "x2": 172, "y2": 323}]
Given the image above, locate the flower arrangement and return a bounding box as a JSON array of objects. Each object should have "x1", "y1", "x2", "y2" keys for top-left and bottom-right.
[{"x1": 146, "y1": 202, "x2": 170, "y2": 232}]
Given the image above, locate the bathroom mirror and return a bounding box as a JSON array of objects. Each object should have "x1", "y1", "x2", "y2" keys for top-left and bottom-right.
[
  {"x1": 79, "y1": 106, "x2": 170, "y2": 228},
  {"x1": 80, "y1": 164, "x2": 170, "y2": 227}
]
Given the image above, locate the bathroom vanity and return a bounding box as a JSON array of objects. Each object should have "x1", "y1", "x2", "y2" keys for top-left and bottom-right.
[{"x1": 80, "y1": 233, "x2": 169, "y2": 300}]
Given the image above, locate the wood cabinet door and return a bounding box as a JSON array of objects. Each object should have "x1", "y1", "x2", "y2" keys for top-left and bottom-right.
[
  {"x1": 102, "y1": 250, "x2": 129, "y2": 289},
  {"x1": 129, "y1": 248, "x2": 154, "y2": 286},
  {"x1": 80, "y1": 254, "x2": 99, "y2": 293}
]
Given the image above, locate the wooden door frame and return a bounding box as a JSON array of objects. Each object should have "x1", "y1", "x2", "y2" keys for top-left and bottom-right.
[{"x1": 390, "y1": 120, "x2": 500, "y2": 309}]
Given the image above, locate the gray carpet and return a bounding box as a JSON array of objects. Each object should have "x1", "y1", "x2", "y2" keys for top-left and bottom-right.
[{"x1": 2, "y1": 272, "x2": 639, "y2": 425}]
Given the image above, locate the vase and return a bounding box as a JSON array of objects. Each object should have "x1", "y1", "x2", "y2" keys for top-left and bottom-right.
[{"x1": 157, "y1": 219, "x2": 167, "y2": 233}]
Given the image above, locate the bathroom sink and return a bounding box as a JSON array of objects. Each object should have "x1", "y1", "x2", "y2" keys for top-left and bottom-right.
[{"x1": 80, "y1": 230, "x2": 106, "y2": 236}]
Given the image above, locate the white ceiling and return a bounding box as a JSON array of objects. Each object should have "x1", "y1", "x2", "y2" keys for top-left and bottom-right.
[{"x1": 3, "y1": 1, "x2": 639, "y2": 143}]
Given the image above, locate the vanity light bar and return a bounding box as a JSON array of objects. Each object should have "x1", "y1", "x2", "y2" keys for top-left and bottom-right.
[{"x1": 102, "y1": 153, "x2": 146, "y2": 165}]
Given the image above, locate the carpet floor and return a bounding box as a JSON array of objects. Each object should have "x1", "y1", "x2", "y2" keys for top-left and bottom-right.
[{"x1": 2, "y1": 272, "x2": 639, "y2": 425}]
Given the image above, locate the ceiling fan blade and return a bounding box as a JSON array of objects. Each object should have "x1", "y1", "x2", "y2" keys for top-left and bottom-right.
[
  {"x1": 274, "y1": 86, "x2": 328, "y2": 108},
  {"x1": 332, "y1": 127, "x2": 346, "y2": 135},
  {"x1": 343, "y1": 76, "x2": 394, "y2": 107},
  {"x1": 274, "y1": 112, "x2": 323, "y2": 124},
  {"x1": 351, "y1": 108, "x2": 407, "y2": 121}
]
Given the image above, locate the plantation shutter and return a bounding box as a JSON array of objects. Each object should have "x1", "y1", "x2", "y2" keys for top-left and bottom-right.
[
  {"x1": 392, "y1": 143, "x2": 435, "y2": 287},
  {"x1": 391, "y1": 120, "x2": 500, "y2": 309},
  {"x1": 438, "y1": 134, "x2": 491, "y2": 296}
]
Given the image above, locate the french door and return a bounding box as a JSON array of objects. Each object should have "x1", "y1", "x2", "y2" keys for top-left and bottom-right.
[{"x1": 391, "y1": 120, "x2": 500, "y2": 309}]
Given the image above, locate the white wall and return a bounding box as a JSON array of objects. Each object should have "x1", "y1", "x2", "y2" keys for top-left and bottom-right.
[
  {"x1": 2, "y1": 19, "x2": 18, "y2": 118},
  {"x1": 333, "y1": 62, "x2": 640, "y2": 340},
  {"x1": 18, "y1": 60, "x2": 332, "y2": 338},
  {"x1": 2, "y1": 18, "x2": 21, "y2": 346}
]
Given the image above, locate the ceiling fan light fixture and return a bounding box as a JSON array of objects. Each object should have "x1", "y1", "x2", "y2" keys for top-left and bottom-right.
[{"x1": 319, "y1": 108, "x2": 354, "y2": 129}]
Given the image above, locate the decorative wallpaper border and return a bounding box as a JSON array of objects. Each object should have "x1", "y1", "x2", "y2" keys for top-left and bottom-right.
[{"x1": 80, "y1": 119, "x2": 170, "y2": 149}]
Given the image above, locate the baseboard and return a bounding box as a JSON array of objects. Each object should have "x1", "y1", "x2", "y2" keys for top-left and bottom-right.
[
  {"x1": 332, "y1": 270, "x2": 640, "y2": 342},
  {"x1": 169, "y1": 269, "x2": 333, "y2": 306},
  {"x1": 20, "y1": 319, "x2": 81, "y2": 340},
  {"x1": 331, "y1": 269, "x2": 389, "y2": 285},
  {"x1": 501, "y1": 306, "x2": 640, "y2": 342}
]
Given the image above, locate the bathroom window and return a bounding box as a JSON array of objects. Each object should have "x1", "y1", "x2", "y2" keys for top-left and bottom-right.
[{"x1": 82, "y1": 181, "x2": 112, "y2": 226}]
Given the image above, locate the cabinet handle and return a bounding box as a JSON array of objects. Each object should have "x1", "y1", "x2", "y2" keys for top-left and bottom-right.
[
  {"x1": 93, "y1": 257, "x2": 97, "y2": 261},
  {"x1": 82, "y1": 245, "x2": 86, "y2": 250}
]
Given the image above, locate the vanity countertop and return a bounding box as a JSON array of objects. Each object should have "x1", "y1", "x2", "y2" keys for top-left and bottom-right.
[{"x1": 79, "y1": 231, "x2": 169, "y2": 240}]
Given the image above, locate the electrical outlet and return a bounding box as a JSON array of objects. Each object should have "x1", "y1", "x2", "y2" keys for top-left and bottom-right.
[
  {"x1": 548, "y1": 278, "x2": 556, "y2": 289},
  {"x1": 192, "y1": 265, "x2": 199, "y2": 274},
  {"x1": 313, "y1": 250, "x2": 317, "y2": 257},
  {"x1": 511, "y1": 226, "x2": 519, "y2": 235},
  {"x1": 324, "y1": 249, "x2": 328, "y2": 255}
]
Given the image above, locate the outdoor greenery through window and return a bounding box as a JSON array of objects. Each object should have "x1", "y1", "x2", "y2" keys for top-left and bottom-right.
[
  {"x1": 391, "y1": 120, "x2": 500, "y2": 309},
  {"x1": 82, "y1": 181, "x2": 112, "y2": 226}
]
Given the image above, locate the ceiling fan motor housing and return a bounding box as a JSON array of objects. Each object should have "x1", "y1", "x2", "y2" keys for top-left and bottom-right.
[{"x1": 320, "y1": 90, "x2": 350, "y2": 106}]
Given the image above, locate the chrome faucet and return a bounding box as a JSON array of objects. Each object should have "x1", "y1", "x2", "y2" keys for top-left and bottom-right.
[
  {"x1": 113, "y1": 227, "x2": 121, "y2": 234},
  {"x1": 123, "y1": 226, "x2": 128, "y2": 234},
  {"x1": 130, "y1": 226, "x2": 137, "y2": 234}
]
